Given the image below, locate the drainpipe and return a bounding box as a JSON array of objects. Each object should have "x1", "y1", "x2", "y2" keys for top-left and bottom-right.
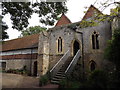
[
  {"x1": 30, "y1": 48, "x2": 33, "y2": 76},
  {"x1": 75, "y1": 31, "x2": 85, "y2": 80}
]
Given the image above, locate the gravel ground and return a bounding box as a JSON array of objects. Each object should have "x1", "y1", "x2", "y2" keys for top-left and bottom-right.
[
  {"x1": 1, "y1": 73, "x2": 59, "y2": 89},
  {"x1": 1, "y1": 73, "x2": 39, "y2": 88}
]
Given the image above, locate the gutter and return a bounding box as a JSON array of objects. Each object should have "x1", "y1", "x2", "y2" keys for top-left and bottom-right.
[
  {"x1": 30, "y1": 48, "x2": 33, "y2": 76},
  {"x1": 75, "y1": 30, "x2": 85, "y2": 80}
]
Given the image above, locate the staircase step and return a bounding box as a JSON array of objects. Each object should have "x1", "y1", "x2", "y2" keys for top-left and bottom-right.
[
  {"x1": 51, "y1": 56, "x2": 73, "y2": 85},
  {"x1": 51, "y1": 80, "x2": 60, "y2": 84},
  {"x1": 55, "y1": 73, "x2": 65, "y2": 77},
  {"x1": 54, "y1": 75, "x2": 65, "y2": 79},
  {"x1": 52, "y1": 77, "x2": 63, "y2": 81},
  {"x1": 58, "y1": 69, "x2": 65, "y2": 71},
  {"x1": 60, "y1": 67, "x2": 66, "y2": 70},
  {"x1": 57, "y1": 71, "x2": 64, "y2": 74}
]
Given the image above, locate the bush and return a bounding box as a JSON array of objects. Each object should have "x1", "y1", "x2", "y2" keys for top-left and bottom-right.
[
  {"x1": 5, "y1": 66, "x2": 28, "y2": 75},
  {"x1": 59, "y1": 78, "x2": 68, "y2": 88},
  {"x1": 108, "y1": 71, "x2": 120, "y2": 88},
  {"x1": 87, "y1": 70, "x2": 108, "y2": 88},
  {"x1": 39, "y1": 74, "x2": 49, "y2": 86},
  {"x1": 68, "y1": 81, "x2": 80, "y2": 88},
  {"x1": 59, "y1": 78, "x2": 80, "y2": 88}
]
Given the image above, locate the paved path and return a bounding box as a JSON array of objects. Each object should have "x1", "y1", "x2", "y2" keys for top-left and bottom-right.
[
  {"x1": 41, "y1": 84, "x2": 59, "y2": 88},
  {"x1": 1, "y1": 73, "x2": 59, "y2": 89}
]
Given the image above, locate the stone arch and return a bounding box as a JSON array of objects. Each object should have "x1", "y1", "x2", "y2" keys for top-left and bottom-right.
[
  {"x1": 89, "y1": 60, "x2": 96, "y2": 71},
  {"x1": 71, "y1": 39, "x2": 81, "y2": 56}
]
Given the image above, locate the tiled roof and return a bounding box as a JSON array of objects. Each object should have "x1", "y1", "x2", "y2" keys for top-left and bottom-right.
[
  {"x1": 1, "y1": 34, "x2": 39, "y2": 52},
  {"x1": 82, "y1": 5, "x2": 103, "y2": 20},
  {"x1": 55, "y1": 13, "x2": 71, "y2": 26}
]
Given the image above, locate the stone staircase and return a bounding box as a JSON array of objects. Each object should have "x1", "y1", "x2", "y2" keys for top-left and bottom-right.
[{"x1": 51, "y1": 57, "x2": 73, "y2": 84}]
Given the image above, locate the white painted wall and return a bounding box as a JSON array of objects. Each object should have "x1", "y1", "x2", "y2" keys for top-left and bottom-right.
[{"x1": 0, "y1": 48, "x2": 38, "y2": 56}]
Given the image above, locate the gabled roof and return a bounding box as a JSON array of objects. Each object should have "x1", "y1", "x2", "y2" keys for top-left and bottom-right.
[
  {"x1": 1, "y1": 14, "x2": 71, "y2": 52},
  {"x1": 55, "y1": 13, "x2": 72, "y2": 26},
  {"x1": 1, "y1": 34, "x2": 39, "y2": 52},
  {"x1": 82, "y1": 5, "x2": 103, "y2": 20}
]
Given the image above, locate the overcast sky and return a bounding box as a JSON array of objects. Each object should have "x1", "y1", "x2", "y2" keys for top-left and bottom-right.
[{"x1": 2, "y1": 0, "x2": 119, "y2": 40}]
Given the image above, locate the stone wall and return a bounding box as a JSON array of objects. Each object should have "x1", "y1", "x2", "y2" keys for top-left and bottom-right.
[
  {"x1": 77, "y1": 21, "x2": 112, "y2": 74},
  {"x1": 37, "y1": 25, "x2": 83, "y2": 76},
  {"x1": 38, "y1": 20, "x2": 113, "y2": 77},
  {"x1": 2, "y1": 59, "x2": 37, "y2": 75}
]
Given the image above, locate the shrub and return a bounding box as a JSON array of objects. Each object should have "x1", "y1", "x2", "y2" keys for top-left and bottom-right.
[
  {"x1": 39, "y1": 74, "x2": 49, "y2": 86},
  {"x1": 59, "y1": 78, "x2": 68, "y2": 88},
  {"x1": 59, "y1": 77, "x2": 80, "y2": 88},
  {"x1": 87, "y1": 70, "x2": 108, "y2": 88},
  {"x1": 6, "y1": 67, "x2": 28, "y2": 75},
  {"x1": 68, "y1": 81, "x2": 80, "y2": 88}
]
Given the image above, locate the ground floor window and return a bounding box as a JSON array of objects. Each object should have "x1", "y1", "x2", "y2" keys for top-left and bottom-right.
[{"x1": 2, "y1": 62, "x2": 6, "y2": 70}]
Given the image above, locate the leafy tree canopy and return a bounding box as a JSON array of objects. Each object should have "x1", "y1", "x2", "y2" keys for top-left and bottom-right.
[
  {"x1": 105, "y1": 28, "x2": 120, "y2": 71},
  {"x1": 79, "y1": 1, "x2": 120, "y2": 28},
  {"x1": 0, "y1": 15, "x2": 9, "y2": 40},
  {"x1": 20, "y1": 26, "x2": 46, "y2": 37},
  {"x1": 2, "y1": 1, "x2": 68, "y2": 31}
]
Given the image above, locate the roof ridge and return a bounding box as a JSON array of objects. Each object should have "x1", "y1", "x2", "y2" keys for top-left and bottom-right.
[
  {"x1": 4, "y1": 33, "x2": 39, "y2": 42},
  {"x1": 82, "y1": 4, "x2": 103, "y2": 20},
  {"x1": 55, "y1": 13, "x2": 71, "y2": 26},
  {"x1": 90, "y1": 5, "x2": 103, "y2": 14}
]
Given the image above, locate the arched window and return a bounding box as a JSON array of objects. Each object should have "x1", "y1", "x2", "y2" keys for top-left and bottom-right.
[
  {"x1": 58, "y1": 37, "x2": 63, "y2": 53},
  {"x1": 92, "y1": 31, "x2": 99, "y2": 49},
  {"x1": 89, "y1": 60, "x2": 96, "y2": 71}
]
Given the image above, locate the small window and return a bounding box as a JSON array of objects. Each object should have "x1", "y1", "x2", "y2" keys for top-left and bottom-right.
[
  {"x1": 2, "y1": 62, "x2": 6, "y2": 70},
  {"x1": 58, "y1": 37, "x2": 63, "y2": 53},
  {"x1": 92, "y1": 31, "x2": 99, "y2": 49},
  {"x1": 90, "y1": 61, "x2": 96, "y2": 71}
]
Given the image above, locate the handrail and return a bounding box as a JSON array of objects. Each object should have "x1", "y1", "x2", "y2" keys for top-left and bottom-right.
[
  {"x1": 50, "y1": 50, "x2": 70, "y2": 77},
  {"x1": 65, "y1": 49, "x2": 80, "y2": 74},
  {"x1": 50, "y1": 50, "x2": 69, "y2": 72}
]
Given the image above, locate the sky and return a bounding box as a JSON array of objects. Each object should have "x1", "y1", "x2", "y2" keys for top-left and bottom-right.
[{"x1": 2, "y1": 0, "x2": 119, "y2": 40}]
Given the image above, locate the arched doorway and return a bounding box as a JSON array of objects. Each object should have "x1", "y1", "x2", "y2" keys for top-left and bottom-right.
[
  {"x1": 33, "y1": 61, "x2": 37, "y2": 76},
  {"x1": 73, "y1": 40, "x2": 80, "y2": 56},
  {"x1": 89, "y1": 60, "x2": 96, "y2": 71}
]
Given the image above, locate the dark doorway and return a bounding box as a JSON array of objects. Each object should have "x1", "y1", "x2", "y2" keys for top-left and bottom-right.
[
  {"x1": 90, "y1": 61, "x2": 96, "y2": 71},
  {"x1": 73, "y1": 40, "x2": 80, "y2": 56},
  {"x1": 33, "y1": 61, "x2": 37, "y2": 76},
  {"x1": 2, "y1": 62, "x2": 6, "y2": 70}
]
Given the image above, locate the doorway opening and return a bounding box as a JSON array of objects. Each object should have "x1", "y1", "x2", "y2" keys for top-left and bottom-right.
[
  {"x1": 89, "y1": 60, "x2": 96, "y2": 71},
  {"x1": 33, "y1": 61, "x2": 37, "y2": 76},
  {"x1": 2, "y1": 62, "x2": 6, "y2": 71},
  {"x1": 73, "y1": 40, "x2": 80, "y2": 56}
]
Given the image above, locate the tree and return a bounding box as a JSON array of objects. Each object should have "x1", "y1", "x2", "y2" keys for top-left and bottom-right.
[
  {"x1": 105, "y1": 28, "x2": 120, "y2": 71},
  {"x1": 87, "y1": 70, "x2": 108, "y2": 88},
  {"x1": 105, "y1": 28, "x2": 120, "y2": 87},
  {"x1": 20, "y1": 26, "x2": 46, "y2": 37},
  {"x1": 0, "y1": 15, "x2": 9, "y2": 40},
  {"x1": 2, "y1": 2, "x2": 67, "y2": 31}
]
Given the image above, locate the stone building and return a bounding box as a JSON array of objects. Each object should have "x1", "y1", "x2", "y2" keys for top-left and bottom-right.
[
  {"x1": 0, "y1": 5, "x2": 119, "y2": 79},
  {"x1": 0, "y1": 34, "x2": 39, "y2": 76},
  {"x1": 0, "y1": 10, "x2": 71, "y2": 76}
]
